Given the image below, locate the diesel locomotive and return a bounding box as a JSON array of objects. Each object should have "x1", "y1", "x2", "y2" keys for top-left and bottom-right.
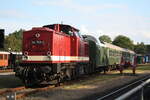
[{"x1": 15, "y1": 24, "x2": 136, "y2": 86}]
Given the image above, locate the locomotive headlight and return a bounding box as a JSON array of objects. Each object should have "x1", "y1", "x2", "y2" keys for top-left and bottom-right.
[
  {"x1": 47, "y1": 51, "x2": 51, "y2": 60},
  {"x1": 23, "y1": 51, "x2": 28, "y2": 60},
  {"x1": 47, "y1": 51, "x2": 51, "y2": 56},
  {"x1": 24, "y1": 51, "x2": 28, "y2": 56}
]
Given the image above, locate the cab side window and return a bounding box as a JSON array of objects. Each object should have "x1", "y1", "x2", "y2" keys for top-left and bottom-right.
[
  {"x1": 75, "y1": 31, "x2": 83, "y2": 40},
  {"x1": 61, "y1": 26, "x2": 73, "y2": 36},
  {"x1": 68, "y1": 31, "x2": 74, "y2": 36}
]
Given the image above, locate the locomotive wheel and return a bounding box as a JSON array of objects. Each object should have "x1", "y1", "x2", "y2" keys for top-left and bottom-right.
[
  {"x1": 24, "y1": 79, "x2": 33, "y2": 87},
  {"x1": 66, "y1": 68, "x2": 72, "y2": 80},
  {"x1": 23, "y1": 67, "x2": 34, "y2": 87},
  {"x1": 71, "y1": 68, "x2": 76, "y2": 80},
  {"x1": 55, "y1": 77, "x2": 61, "y2": 87},
  {"x1": 23, "y1": 67, "x2": 40, "y2": 87}
]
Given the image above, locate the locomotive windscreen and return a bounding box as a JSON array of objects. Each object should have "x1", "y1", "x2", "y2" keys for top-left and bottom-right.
[{"x1": 0, "y1": 29, "x2": 4, "y2": 48}]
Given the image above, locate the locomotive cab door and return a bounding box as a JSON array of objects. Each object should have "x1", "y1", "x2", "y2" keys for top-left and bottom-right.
[{"x1": 70, "y1": 30, "x2": 81, "y2": 57}]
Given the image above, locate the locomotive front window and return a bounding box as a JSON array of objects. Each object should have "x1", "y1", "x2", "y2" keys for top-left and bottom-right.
[{"x1": 32, "y1": 40, "x2": 44, "y2": 45}]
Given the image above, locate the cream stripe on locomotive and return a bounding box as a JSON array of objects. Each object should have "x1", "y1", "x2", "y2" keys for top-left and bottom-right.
[{"x1": 23, "y1": 56, "x2": 89, "y2": 61}]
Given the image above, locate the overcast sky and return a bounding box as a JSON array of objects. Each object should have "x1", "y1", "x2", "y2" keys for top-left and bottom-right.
[{"x1": 0, "y1": 0, "x2": 150, "y2": 44}]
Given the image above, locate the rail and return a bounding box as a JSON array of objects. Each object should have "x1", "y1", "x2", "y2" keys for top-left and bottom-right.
[
  {"x1": 116, "y1": 78, "x2": 150, "y2": 100},
  {"x1": 97, "y1": 75, "x2": 150, "y2": 100}
]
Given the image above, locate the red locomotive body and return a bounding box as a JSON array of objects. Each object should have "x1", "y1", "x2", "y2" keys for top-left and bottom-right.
[
  {"x1": 22, "y1": 24, "x2": 89, "y2": 63},
  {"x1": 18, "y1": 24, "x2": 89, "y2": 86}
]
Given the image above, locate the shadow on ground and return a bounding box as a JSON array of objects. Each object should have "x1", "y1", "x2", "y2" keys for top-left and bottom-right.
[{"x1": 0, "y1": 74, "x2": 23, "y2": 89}]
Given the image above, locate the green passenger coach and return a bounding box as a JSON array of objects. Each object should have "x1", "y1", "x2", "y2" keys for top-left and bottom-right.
[{"x1": 83, "y1": 35, "x2": 136, "y2": 72}]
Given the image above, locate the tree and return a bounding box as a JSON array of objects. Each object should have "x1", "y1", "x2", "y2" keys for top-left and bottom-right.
[
  {"x1": 99, "y1": 35, "x2": 112, "y2": 43},
  {"x1": 134, "y1": 42, "x2": 147, "y2": 54},
  {"x1": 112, "y1": 35, "x2": 134, "y2": 50},
  {"x1": 4, "y1": 29, "x2": 23, "y2": 52}
]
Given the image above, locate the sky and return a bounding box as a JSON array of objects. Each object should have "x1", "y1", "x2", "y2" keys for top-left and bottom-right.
[{"x1": 0, "y1": 0, "x2": 150, "y2": 44}]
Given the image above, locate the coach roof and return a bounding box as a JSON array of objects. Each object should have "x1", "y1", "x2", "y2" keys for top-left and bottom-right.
[
  {"x1": 104, "y1": 42, "x2": 135, "y2": 54},
  {"x1": 0, "y1": 51, "x2": 10, "y2": 54}
]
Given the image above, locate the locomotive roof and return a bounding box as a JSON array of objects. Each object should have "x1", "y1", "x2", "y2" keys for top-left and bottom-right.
[{"x1": 43, "y1": 24, "x2": 79, "y2": 32}]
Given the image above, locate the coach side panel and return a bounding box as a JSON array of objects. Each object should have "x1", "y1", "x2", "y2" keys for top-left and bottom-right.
[{"x1": 0, "y1": 54, "x2": 9, "y2": 67}]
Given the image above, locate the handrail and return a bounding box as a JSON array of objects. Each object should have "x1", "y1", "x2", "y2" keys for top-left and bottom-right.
[{"x1": 115, "y1": 78, "x2": 150, "y2": 100}]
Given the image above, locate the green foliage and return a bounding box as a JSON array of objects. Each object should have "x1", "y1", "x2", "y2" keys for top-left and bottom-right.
[
  {"x1": 99, "y1": 35, "x2": 112, "y2": 43},
  {"x1": 4, "y1": 29, "x2": 23, "y2": 52},
  {"x1": 112, "y1": 35, "x2": 134, "y2": 50},
  {"x1": 134, "y1": 42, "x2": 147, "y2": 54}
]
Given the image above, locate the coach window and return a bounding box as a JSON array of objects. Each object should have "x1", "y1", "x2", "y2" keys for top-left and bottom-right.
[
  {"x1": 110, "y1": 50, "x2": 112, "y2": 56},
  {"x1": 115, "y1": 51, "x2": 117, "y2": 56},
  {"x1": 112, "y1": 50, "x2": 114, "y2": 56},
  {"x1": 0, "y1": 54, "x2": 3, "y2": 60},
  {"x1": 119, "y1": 52, "x2": 121, "y2": 56},
  {"x1": 4, "y1": 55, "x2": 7, "y2": 60},
  {"x1": 111, "y1": 50, "x2": 113, "y2": 56}
]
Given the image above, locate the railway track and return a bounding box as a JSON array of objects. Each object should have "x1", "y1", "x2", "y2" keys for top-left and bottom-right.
[
  {"x1": 0, "y1": 86, "x2": 25, "y2": 100},
  {"x1": 0, "y1": 86, "x2": 25, "y2": 96},
  {"x1": 0, "y1": 74, "x2": 91, "y2": 100},
  {"x1": 0, "y1": 85, "x2": 55, "y2": 100},
  {"x1": 16, "y1": 85, "x2": 55, "y2": 99},
  {"x1": 0, "y1": 69, "x2": 148, "y2": 100},
  {"x1": 96, "y1": 75, "x2": 150, "y2": 100}
]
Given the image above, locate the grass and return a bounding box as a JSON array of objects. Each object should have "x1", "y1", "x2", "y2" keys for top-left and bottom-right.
[
  {"x1": 136, "y1": 65, "x2": 150, "y2": 70},
  {"x1": 64, "y1": 73, "x2": 121, "y2": 89}
]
